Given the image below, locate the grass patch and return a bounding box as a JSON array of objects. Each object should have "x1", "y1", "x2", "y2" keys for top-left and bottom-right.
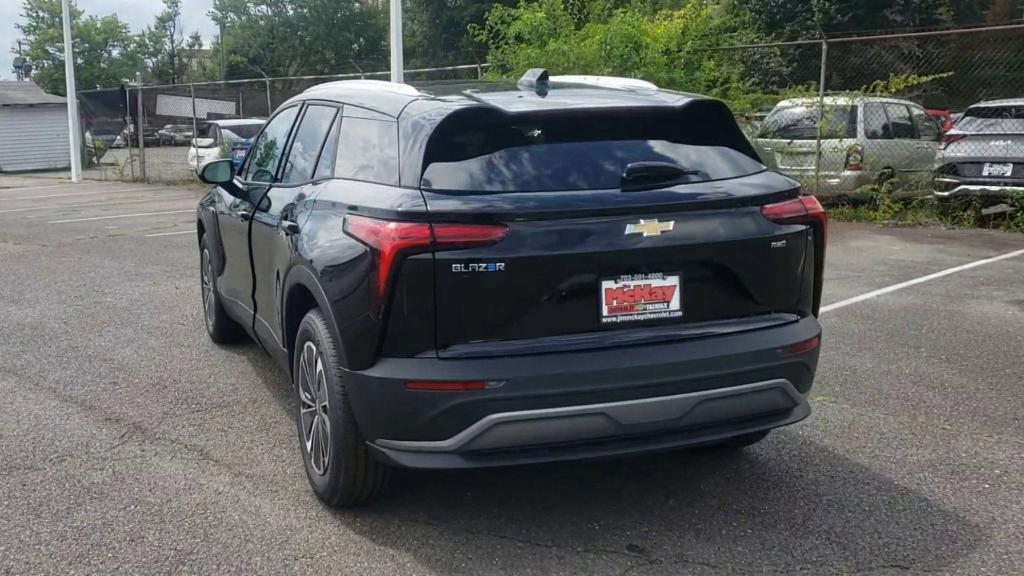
[{"x1": 825, "y1": 182, "x2": 1024, "y2": 233}]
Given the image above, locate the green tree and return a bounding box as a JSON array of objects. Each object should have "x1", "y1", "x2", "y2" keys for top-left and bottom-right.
[
  {"x1": 210, "y1": 0, "x2": 387, "y2": 80},
  {"x1": 142, "y1": 0, "x2": 205, "y2": 84},
  {"x1": 15, "y1": 0, "x2": 141, "y2": 94},
  {"x1": 474, "y1": 0, "x2": 761, "y2": 94}
]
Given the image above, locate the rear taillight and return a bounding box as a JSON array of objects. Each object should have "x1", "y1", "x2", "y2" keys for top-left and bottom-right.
[
  {"x1": 761, "y1": 195, "x2": 828, "y2": 240},
  {"x1": 762, "y1": 195, "x2": 828, "y2": 316},
  {"x1": 844, "y1": 144, "x2": 864, "y2": 171},
  {"x1": 939, "y1": 133, "x2": 966, "y2": 150},
  {"x1": 343, "y1": 214, "x2": 507, "y2": 303}
]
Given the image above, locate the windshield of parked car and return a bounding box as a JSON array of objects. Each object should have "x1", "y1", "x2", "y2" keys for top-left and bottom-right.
[
  {"x1": 421, "y1": 107, "x2": 764, "y2": 193},
  {"x1": 955, "y1": 105, "x2": 1024, "y2": 133},
  {"x1": 759, "y1": 105, "x2": 858, "y2": 140}
]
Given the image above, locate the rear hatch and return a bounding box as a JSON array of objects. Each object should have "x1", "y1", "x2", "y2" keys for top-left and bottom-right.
[
  {"x1": 941, "y1": 107, "x2": 1024, "y2": 180},
  {"x1": 753, "y1": 103, "x2": 858, "y2": 177},
  {"x1": 418, "y1": 106, "x2": 816, "y2": 357}
]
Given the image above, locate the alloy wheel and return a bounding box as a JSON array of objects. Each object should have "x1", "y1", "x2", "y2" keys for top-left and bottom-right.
[
  {"x1": 201, "y1": 248, "x2": 214, "y2": 331},
  {"x1": 298, "y1": 341, "x2": 331, "y2": 476}
]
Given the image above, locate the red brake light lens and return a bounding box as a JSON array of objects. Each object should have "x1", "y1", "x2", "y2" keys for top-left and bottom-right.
[
  {"x1": 343, "y1": 214, "x2": 507, "y2": 303},
  {"x1": 761, "y1": 195, "x2": 828, "y2": 241}
]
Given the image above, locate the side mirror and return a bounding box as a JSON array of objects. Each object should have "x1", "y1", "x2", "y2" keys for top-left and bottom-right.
[{"x1": 199, "y1": 159, "x2": 247, "y2": 199}]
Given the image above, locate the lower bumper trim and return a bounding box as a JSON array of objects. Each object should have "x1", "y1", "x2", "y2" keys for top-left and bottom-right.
[{"x1": 370, "y1": 379, "x2": 809, "y2": 469}]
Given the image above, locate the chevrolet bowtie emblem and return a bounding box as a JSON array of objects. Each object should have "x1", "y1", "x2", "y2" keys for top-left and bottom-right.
[{"x1": 625, "y1": 219, "x2": 675, "y2": 237}]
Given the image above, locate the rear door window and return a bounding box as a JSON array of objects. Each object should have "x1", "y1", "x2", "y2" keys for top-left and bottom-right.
[
  {"x1": 281, "y1": 105, "x2": 338, "y2": 184},
  {"x1": 864, "y1": 103, "x2": 891, "y2": 140},
  {"x1": 884, "y1": 104, "x2": 916, "y2": 139}
]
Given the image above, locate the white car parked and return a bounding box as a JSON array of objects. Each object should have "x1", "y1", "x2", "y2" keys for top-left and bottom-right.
[{"x1": 187, "y1": 119, "x2": 265, "y2": 171}]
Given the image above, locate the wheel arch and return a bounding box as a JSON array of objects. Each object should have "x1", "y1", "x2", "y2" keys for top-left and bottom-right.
[{"x1": 283, "y1": 265, "x2": 347, "y2": 374}]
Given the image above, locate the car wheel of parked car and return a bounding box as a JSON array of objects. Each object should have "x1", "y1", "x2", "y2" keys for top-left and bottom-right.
[
  {"x1": 200, "y1": 235, "x2": 242, "y2": 343},
  {"x1": 293, "y1": 309, "x2": 389, "y2": 507},
  {"x1": 875, "y1": 167, "x2": 896, "y2": 187}
]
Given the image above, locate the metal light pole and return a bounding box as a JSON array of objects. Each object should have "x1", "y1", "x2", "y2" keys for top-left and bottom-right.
[
  {"x1": 61, "y1": 0, "x2": 82, "y2": 182},
  {"x1": 389, "y1": 0, "x2": 404, "y2": 83}
]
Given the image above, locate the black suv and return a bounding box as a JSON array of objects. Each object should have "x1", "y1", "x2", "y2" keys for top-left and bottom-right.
[{"x1": 196, "y1": 71, "x2": 826, "y2": 506}]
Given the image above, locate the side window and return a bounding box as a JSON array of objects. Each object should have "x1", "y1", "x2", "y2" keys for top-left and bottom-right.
[
  {"x1": 335, "y1": 116, "x2": 399, "y2": 185},
  {"x1": 314, "y1": 116, "x2": 340, "y2": 180},
  {"x1": 864, "y1": 103, "x2": 891, "y2": 140},
  {"x1": 884, "y1": 104, "x2": 916, "y2": 139},
  {"x1": 243, "y1": 106, "x2": 299, "y2": 183},
  {"x1": 282, "y1": 105, "x2": 338, "y2": 184},
  {"x1": 911, "y1": 107, "x2": 939, "y2": 141}
]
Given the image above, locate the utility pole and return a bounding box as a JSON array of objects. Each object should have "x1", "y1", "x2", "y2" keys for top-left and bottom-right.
[
  {"x1": 219, "y1": 21, "x2": 226, "y2": 81},
  {"x1": 61, "y1": 0, "x2": 82, "y2": 182},
  {"x1": 389, "y1": 0, "x2": 403, "y2": 83}
]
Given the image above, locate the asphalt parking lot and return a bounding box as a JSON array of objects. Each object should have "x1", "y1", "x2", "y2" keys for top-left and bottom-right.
[{"x1": 1, "y1": 174, "x2": 1022, "y2": 575}]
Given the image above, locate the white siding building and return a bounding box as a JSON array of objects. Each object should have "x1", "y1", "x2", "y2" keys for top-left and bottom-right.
[{"x1": 0, "y1": 81, "x2": 70, "y2": 172}]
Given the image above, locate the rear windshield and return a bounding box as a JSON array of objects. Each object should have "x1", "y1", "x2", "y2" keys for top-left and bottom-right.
[
  {"x1": 955, "y1": 106, "x2": 1024, "y2": 134},
  {"x1": 420, "y1": 108, "x2": 764, "y2": 193},
  {"x1": 220, "y1": 123, "x2": 264, "y2": 140},
  {"x1": 759, "y1": 105, "x2": 858, "y2": 140}
]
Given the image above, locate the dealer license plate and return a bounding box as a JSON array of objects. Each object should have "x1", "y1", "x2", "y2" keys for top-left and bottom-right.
[{"x1": 600, "y1": 272, "x2": 682, "y2": 324}]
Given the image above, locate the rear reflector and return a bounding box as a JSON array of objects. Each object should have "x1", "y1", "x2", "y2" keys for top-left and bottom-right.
[
  {"x1": 779, "y1": 336, "x2": 820, "y2": 357},
  {"x1": 405, "y1": 381, "x2": 488, "y2": 391}
]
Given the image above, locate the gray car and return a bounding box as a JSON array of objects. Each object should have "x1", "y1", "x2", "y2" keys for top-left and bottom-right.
[
  {"x1": 934, "y1": 98, "x2": 1024, "y2": 198},
  {"x1": 754, "y1": 96, "x2": 940, "y2": 196}
]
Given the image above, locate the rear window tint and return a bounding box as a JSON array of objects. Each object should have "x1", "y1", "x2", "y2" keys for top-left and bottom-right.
[
  {"x1": 420, "y1": 108, "x2": 763, "y2": 193},
  {"x1": 956, "y1": 106, "x2": 1024, "y2": 134},
  {"x1": 759, "y1": 105, "x2": 858, "y2": 140},
  {"x1": 422, "y1": 140, "x2": 763, "y2": 193}
]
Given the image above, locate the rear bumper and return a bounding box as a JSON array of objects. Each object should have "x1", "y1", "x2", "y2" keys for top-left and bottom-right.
[
  {"x1": 934, "y1": 176, "x2": 1024, "y2": 197},
  {"x1": 344, "y1": 316, "x2": 821, "y2": 469}
]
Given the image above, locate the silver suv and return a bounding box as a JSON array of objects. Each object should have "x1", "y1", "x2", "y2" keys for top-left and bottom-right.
[
  {"x1": 754, "y1": 96, "x2": 940, "y2": 196},
  {"x1": 934, "y1": 98, "x2": 1024, "y2": 198}
]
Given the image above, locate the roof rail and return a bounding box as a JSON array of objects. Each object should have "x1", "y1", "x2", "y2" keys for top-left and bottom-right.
[
  {"x1": 303, "y1": 79, "x2": 421, "y2": 97},
  {"x1": 550, "y1": 75, "x2": 658, "y2": 91}
]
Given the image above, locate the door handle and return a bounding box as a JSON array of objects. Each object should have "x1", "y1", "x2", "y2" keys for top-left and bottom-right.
[
  {"x1": 239, "y1": 211, "x2": 252, "y2": 222},
  {"x1": 279, "y1": 220, "x2": 300, "y2": 235}
]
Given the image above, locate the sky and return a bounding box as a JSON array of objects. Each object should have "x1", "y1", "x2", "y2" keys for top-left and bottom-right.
[{"x1": 1, "y1": 0, "x2": 217, "y2": 81}]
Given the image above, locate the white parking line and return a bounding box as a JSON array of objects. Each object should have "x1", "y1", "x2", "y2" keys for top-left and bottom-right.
[
  {"x1": 0, "y1": 195, "x2": 194, "y2": 215},
  {"x1": 820, "y1": 247, "x2": 1024, "y2": 315},
  {"x1": 0, "y1": 183, "x2": 77, "y2": 193},
  {"x1": 10, "y1": 187, "x2": 177, "y2": 200},
  {"x1": 145, "y1": 229, "x2": 197, "y2": 238},
  {"x1": 49, "y1": 209, "x2": 194, "y2": 224}
]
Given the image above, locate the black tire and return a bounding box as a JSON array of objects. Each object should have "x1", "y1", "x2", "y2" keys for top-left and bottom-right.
[
  {"x1": 293, "y1": 309, "x2": 389, "y2": 507},
  {"x1": 199, "y1": 234, "x2": 242, "y2": 343}
]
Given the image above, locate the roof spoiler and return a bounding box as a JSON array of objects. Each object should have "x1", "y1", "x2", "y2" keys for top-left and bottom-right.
[
  {"x1": 550, "y1": 75, "x2": 658, "y2": 91},
  {"x1": 517, "y1": 69, "x2": 550, "y2": 93}
]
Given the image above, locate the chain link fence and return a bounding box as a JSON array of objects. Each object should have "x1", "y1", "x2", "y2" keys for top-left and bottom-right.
[
  {"x1": 77, "y1": 24, "x2": 1024, "y2": 205},
  {"x1": 723, "y1": 24, "x2": 1024, "y2": 202},
  {"x1": 78, "y1": 63, "x2": 487, "y2": 183}
]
